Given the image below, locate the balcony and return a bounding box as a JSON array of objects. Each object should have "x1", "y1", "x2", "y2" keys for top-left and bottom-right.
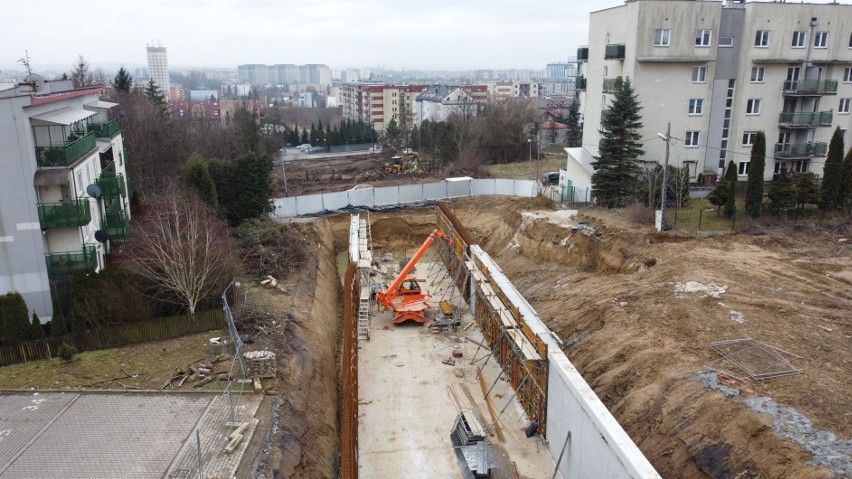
[
  {"x1": 102, "y1": 201, "x2": 130, "y2": 240},
  {"x1": 602, "y1": 77, "x2": 623, "y2": 93},
  {"x1": 774, "y1": 142, "x2": 828, "y2": 158},
  {"x1": 34, "y1": 131, "x2": 96, "y2": 167},
  {"x1": 37, "y1": 198, "x2": 92, "y2": 229},
  {"x1": 88, "y1": 119, "x2": 120, "y2": 138},
  {"x1": 782, "y1": 80, "x2": 839, "y2": 96},
  {"x1": 45, "y1": 244, "x2": 98, "y2": 277},
  {"x1": 778, "y1": 111, "x2": 833, "y2": 128},
  {"x1": 604, "y1": 44, "x2": 626, "y2": 60},
  {"x1": 96, "y1": 172, "x2": 127, "y2": 199},
  {"x1": 577, "y1": 47, "x2": 589, "y2": 61},
  {"x1": 575, "y1": 76, "x2": 586, "y2": 90}
]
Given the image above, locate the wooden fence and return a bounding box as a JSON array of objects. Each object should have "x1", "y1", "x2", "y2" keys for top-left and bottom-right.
[{"x1": 0, "y1": 308, "x2": 225, "y2": 367}]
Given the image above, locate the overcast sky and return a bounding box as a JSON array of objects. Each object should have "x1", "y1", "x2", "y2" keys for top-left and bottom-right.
[{"x1": 1, "y1": 0, "x2": 847, "y2": 72}]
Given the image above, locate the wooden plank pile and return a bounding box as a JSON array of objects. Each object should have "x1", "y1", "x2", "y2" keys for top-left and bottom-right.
[{"x1": 158, "y1": 355, "x2": 232, "y2": 390}]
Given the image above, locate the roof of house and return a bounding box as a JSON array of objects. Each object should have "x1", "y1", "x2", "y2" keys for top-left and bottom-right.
[
  {"x1": 542, "y1": 121, "x2": 567, "y2": 129},
  {"x1": 565, "y1": 147, "x2": 596, "y2": 176},
  {"x1": 416, "y1": 85, "x2": 466, "y2": 103}
]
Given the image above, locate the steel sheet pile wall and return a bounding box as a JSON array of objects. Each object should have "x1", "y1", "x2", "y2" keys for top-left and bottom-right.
[
  {"x1": 436, "y1": 203, "x2": 474, "y2": 299},
  {"x1": 340, "y1": 262, "x2": 359, "y2": 479}
]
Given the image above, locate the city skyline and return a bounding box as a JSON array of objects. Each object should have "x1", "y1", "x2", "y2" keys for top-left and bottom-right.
[{"x1": 5, "y1": 0, "x2": 626, "y2": 71}]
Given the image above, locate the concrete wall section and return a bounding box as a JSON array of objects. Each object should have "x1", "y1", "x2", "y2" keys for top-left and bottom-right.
[
  {"x1": 372, "y1": 186, "x2": 399, "y2": 206},
  {"x1": 547, "y1": 351, "x2": 662, "y2": 479}
]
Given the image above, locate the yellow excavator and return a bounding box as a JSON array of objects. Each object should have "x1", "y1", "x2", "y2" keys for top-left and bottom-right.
[{"x1": 384, "y1": 150, "x2": 421, "y2": 174}]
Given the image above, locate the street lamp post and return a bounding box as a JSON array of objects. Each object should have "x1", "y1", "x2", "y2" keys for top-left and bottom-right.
[{"x1": 527, "y1": 138, "x2": 532, "y2": 180}]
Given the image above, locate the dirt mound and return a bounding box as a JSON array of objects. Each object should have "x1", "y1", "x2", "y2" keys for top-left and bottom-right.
[{"x1": 448, "y1": 197, "x2": 851, "y2": 478}]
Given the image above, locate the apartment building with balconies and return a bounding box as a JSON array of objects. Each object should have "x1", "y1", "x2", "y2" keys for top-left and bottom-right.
[
  {"x1": 0, "y1": 79, "x2": 131, "y2": 318},
  {"x1": 578, "y1": 0, "x2": 852, "y2": 182},
  {"x1": 340, "y1": 83, "x2": 429, "y2": 131}
]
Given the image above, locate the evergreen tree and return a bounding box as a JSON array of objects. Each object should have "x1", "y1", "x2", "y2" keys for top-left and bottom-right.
[
  {"x1": 591, "y1": 78, "x2": 644, "y2": 207},
  {"x1": 723, "y1": 160, "x2": 738, "y2": 217},
  {"x1": 767, "y1": 167, "x2": 797, "y2": 213},
  {"x1": 707, "y1": 176, "x2": 729, "y2": 215},
  {"x1": 112, "y1": 67, "x2": 133, "y2": 94},
  {"x1": 819, "y1": 127, "x2": 845, "y2": 210},
  {"x1": 69, "y1": 309, "x2": 87, "y2": 332},
  {"x1": 796, "y1": 172, "x2": 820, "y2": 210},
  {"x1": 50, "y1": 299, "x2": 67, "y2": 337},
  {"x1": 31, "y1": 313, "x2": 46, "y2": 340},
  {"x1": 0, "y1": 294, "x2": 6, "y2": 343},
  {"x1": 214, "y1": 153, "x2": 273, "y2": 225},
  {"x1": 840, "y1": 147, "x2": 852, "y2": 209},
  {"x1": 1, "y1": 293, "x2": 32, "y2": 342},
  {"x1": 144, "y1": 79, "x2": 167, "y2": 114},
  {"x1": 181, "y1": 154, "x2": 218, "y2": 208},
  {"x1": 384, "y1": 117, "x2": 402, "y2": 149},
  {"x1": 300, "y1": 128, "x2": 309, "y2": 145},
  {"x1": 309, "y1": 123, "x2": 318, "y2": 145},
  {"x1": 565, "y1": 99, "x2": 582, "y2": 147},
  {"x1": 410, "y1": 126, "x2": 420, "y2": 150},
  {"x1": 317, "y1": 119, "x2": 325, "y2": 144},
  {"x1": 745, "y1": 131, "x2": 766, "y2": 217}
]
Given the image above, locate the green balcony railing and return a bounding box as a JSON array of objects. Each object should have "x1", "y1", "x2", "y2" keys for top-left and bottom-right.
[
  {"x1": 778, "y1": 111, "x2": 833, "y2": 127},
  {"x1": 37, "y1": 198, "x2": 92, "y2": 229},
  {"x1": 88, "y1": 119, "x2": 120, "y2": 138},
  {"x1": 102, "y1": 201, "x2": 130, "y2": 240},
  {"x1": 102, "y1": 161, "x2": 116, "y2": 175},
  {"x1": 782, "y1": 80, "x2": 839, "y2": 95},
  {"x1": 774, "y1": 142, "x2": 828, "y2": 158},
  {"x1": 34, "y1": 131, "x2": 96, "y2": 167},
  {"x1": 604, "y1": 44, "x2": 626, "y2": 59},
  {"x1": 575, "y1": 76, "x2": 587, "y2": 90},
  {"x1": 45, "y1": 244, "x2": 98, "y2": 277},
  {"x1": 577, "y1": 47, "x2": 589, "y2": 61},
  {"x1": 97, "y1": 172, "x2": 127, "y2": 198},
  {"x1": 602, "y1": 77, "x2": 623, "y2": 93}
]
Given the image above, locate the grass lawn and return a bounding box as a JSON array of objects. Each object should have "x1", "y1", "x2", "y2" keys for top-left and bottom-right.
[
  {"x1": 484, "y1": 155, "x2": 566, "y2": 179},
  {"x1": 668, "y1": 199, "x2": 735, "y2": 233},
  {"x1": 0, "y1": 330, "x2": 236, "y2": 391}
]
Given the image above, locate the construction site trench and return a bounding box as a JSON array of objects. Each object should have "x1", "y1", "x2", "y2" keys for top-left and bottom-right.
[{"x1": 270, "y1": 195, "x2": 851, "y2": 479}]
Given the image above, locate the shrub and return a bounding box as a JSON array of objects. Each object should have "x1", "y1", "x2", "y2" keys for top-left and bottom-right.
[
  {"x1": 235, "y1": 217, "x2": 307, "y2": 278},
  {"x1": 57, "y1": 343, "x2": 77, "y2": 362}
]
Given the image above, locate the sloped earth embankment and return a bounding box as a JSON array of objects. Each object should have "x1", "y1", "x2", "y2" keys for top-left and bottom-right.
[{"x1": 449, "y1": 197, "x2": 851, "y2": 479}]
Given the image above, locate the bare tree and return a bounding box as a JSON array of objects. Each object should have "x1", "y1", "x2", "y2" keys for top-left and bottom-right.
[
  {"x1": 70, "y1": 55, "x2": 91, "y2": 88},
  {"x1": 127, "y1": 186, "x2": 234, "y2": 314}
]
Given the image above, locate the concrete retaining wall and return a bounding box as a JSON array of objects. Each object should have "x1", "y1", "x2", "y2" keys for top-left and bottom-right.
[{"x1": 271, "y1": 179, "x2": 537, "y2": 218}]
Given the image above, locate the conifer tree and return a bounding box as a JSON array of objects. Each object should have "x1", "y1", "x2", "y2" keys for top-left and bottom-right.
[
  {"x1": 840, "y1": 147, "x2": 852, "y2": 209},
  {"x1": 181, "y1": 154, "x2": 218, "y2": 209},
  {"x1": 819, "y1": 127, "x2": 845, "y2": 210},
  {"x1": 796, "y1": 172, "x2": 820, "y2": 211},
  {"x1": 565, "y1": 99, "x2": 582, "y2": 147},
  {"x1": 31, "y1": 313, "x2": 46, "y2": 340},
  {"x1": 723, "y1": 160, "x2": 738, "y2": 217},
  {"x1": 1, "y1": 293, "x2": 32, "y2": 342},
  {"x1": 745, "y1": 131, "x2": 766, "y2": 217},
  {"x1": 112, "y1": 67, "x2": 133, "y2": 94},
  {"x1": 50, "y1": 299, "x2": 68, "y2": 337},
  {"x1": 591, "y1": 78, "x2": 644, "y2": 207},
  {"x1": 767, "y1": 167, "x2": 797, "y2": 213}
]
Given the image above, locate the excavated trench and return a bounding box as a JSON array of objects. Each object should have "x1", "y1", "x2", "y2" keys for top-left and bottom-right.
[{"x1": 264, "y1": 197, "x2": 848, "y2": 479}]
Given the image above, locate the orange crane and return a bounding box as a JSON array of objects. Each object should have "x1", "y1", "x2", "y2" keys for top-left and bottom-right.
[{"x1": 375, "y1": 229, "x2": 454, "y2": 324}]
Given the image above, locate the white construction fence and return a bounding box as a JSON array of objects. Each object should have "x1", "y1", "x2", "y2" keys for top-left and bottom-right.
[{"x1": 271, "y1": 178, "x2": 538, "y2": 218}]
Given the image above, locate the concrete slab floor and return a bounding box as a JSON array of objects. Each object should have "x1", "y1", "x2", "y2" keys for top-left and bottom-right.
[{"x1": 358, "y1": 260, "x2": 556, "y2": 479}]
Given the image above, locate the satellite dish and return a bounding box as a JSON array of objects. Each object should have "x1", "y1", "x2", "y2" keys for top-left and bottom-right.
[
  {"x1": 86, "y1": 184, "x2": 102, "y2": 199},
  {"x1": 23, "y1": 73, "x2": 45, "y2": 92},
  {"x1": 94, "y1": 230, "x2": 109, "y2": 243}
]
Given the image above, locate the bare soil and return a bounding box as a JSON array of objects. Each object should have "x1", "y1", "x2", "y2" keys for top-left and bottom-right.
[{"x1": 445, "y1": 196, "x2": 851, "y2": 479}]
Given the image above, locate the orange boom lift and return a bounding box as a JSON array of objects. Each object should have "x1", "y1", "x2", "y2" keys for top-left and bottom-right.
[{"x1": 375, "y1": 229, "x2": 454, "y2": 324}]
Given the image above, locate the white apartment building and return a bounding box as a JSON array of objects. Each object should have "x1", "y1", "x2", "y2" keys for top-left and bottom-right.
[
  {"x1": 146, "y1": 44, "x2": 170, "y2": 97},
  {"x1": 414, "y1": 86, "x2": 477, "y2": 127},
  {"x1": 238, "y1": 63, "x2": 331, "y2": 87},
  {"x1": 0, "y1": 79, "x2": 131, "y2": 318},
  {"x1": 340, "y1": 83, "x2": 429, "y2": 131},
  {"x1": 577, "y1": 0, "x2": 852, "y2": 181}
]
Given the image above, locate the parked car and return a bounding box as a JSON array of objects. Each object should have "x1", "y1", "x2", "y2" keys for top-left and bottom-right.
[
  {"x1": 297, "y1": 143, "x2": 312, "y2": 152},
  {"x1": 540, "y1": 172, "x2": 560, "y2": 185}
]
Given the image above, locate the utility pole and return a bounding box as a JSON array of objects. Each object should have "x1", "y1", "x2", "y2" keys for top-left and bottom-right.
[
  {"x1": 527, "y1": 138, "x2": 532, "y2": 180},
  {"x1": 659, "y1": 122, "x2": 671, "y2": 231}
]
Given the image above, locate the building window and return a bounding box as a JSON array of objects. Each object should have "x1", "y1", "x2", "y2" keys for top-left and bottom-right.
[
  {"x1": 844, "y1": 67, "x2": 852, "y2": 83},
  {"x1": 792, "y1": 31, "x2": 807, "y2": 48},
  {"x1": 755, "y1": 30, "x2": 770, "y2": 47},
  {"x1": 688, "y1": 99, "x2": 704, "y2": 115},
  {"x1": 654, "y1": 29, "x2": 671, "y2": 46},
  {"x1": 719, "y1": 36, "x2": 734, "y2": 47},
  {"x1": 750, "y1": 66, "x2": 765, "y2": 83},
  {"x1": 746, "y1": 99, "x2": 761, "y2": 115},
  {"x1": 695, "y1": 29, "x2": 712, "y2": 47},
  {"x1": 691, "y1": 66, "x2": 707, "y2": 83},
  {"x1": 814, "y1": 31, "x2": 828, "y2": 48},
  {"x1": 742, "y1": 131, "x2": 757, "y2": 146},
  {"x1": 685, "y1": 131, "x2": 700, "y2": 147},
  {"x1": 738, "y1": 161, "x2": 750, "y2": 175},
  {"x1": 840, "y1": 98, "x2": 851, "y2": 114}
]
